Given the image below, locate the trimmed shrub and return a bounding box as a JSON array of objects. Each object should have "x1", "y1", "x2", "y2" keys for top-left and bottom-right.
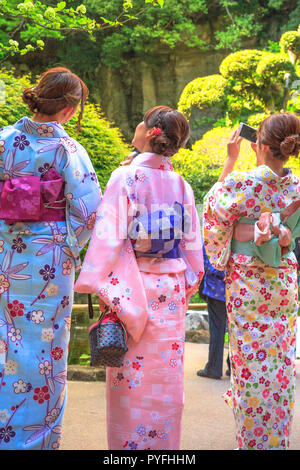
[
  {"x1": 219, "y1": 49, "x2": 263, "y2": 82},
  {"x1": 178, "y1": 45, "x2": 298, "y2": 143},
  {"x1": 173, "y1": 123, "x2": 300, "y2": 204},
  {"x1": 64, "y1": 104, "x2": 130, "y2": 189},
  {"x1": 280, "y1": 30, "x2": 300, "y2": 65},
  {"x1": 178, "y1": 74, "x2": 228, "y2": 118},
  {"x1": 172, "y1": 127, "x2": 257, "y2": 203},
  {"x1": 220, "y1": 49, "x2": 294, "y2": 114},
  {"x1": 0, "y1": 68, "x2": 130, "y2": 189},
  {"x1": 0, "y1": 69, "x2": 31, "y2": 126},
  {"x1": 247, "y1": 113, "x2": 270, "y2": 128}
]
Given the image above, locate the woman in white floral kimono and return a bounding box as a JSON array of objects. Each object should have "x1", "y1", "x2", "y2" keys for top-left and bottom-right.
[{"x1": 203, "y1": 113, "x2": 300, "y2": 450}]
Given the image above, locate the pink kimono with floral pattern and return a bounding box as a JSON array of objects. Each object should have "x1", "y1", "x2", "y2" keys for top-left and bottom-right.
[{"x1": 75, "y1": 152, "x2": 203, "y2": 450}]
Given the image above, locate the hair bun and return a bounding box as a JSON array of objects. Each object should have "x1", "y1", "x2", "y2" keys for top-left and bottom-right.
[
  {"x1": 22, "y1": 88, "x2": 39, "y2": 112},
  {"x1": 280, "y1": 135, "x2": 300, "y2": 157},
  {"x1": 151, "y1": 133, "x2": 175, "y2": 157}
]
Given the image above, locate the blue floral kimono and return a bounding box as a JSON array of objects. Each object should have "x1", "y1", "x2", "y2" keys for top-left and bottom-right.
[{"x1": 0, "y1": 117, "x2": 101, "y2": 449}]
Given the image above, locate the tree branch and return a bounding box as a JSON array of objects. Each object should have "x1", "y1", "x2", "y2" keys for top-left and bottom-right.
[{"x1": 223, "y1": 3, "x2": 235, "y2": 25}]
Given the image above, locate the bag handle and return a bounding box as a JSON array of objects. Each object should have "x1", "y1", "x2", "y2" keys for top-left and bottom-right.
[
  {"x1": 88, "y1": 294, "x2": 94, "y2": 319},
  {"x1": 88, "y1": 296, "x2": 128, "y2": 340}
]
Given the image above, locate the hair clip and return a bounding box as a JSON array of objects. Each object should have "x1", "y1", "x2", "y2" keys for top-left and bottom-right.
[{"x1": 153, "y1": 127, "x2": 162, "y2": 136}]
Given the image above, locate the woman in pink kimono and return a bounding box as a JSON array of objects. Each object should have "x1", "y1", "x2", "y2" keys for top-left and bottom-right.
[
  {"x1": 203, "y1": 113, "x2": 300, "y2": 450},
  {"x1": 75, "y1": 106, "x2": 204, "y2": 450}
]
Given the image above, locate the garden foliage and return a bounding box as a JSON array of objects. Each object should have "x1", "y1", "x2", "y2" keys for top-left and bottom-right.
[
  {"x1": 172, "y1": 127, "x2": 256, "y2": 203},
  {"x1": 178, "y1": 48, "x2": 298, "y2": 132},
  {"x1": 173, "y1": 126, "x2": 300, "y2": 204},
  {"x1": 0, "y1": 68, "x2": 130, "y2": 189},
  {"x1": 0, "y1": 0, "x2": 165, "y2": 61},
  {"x1": 178, "y1": 21, "x2": 300, "y2": 149}
]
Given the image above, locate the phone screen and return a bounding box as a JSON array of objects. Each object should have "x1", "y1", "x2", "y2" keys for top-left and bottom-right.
[{"x1": 238, "y1": 123, "x2": 257, "y2": 143}]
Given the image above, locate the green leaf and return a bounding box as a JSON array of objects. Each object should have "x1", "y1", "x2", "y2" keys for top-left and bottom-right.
[
  {"x1": 123, "y1": 0, "x2": 133, "y2": 10},
  {"x1": 76, "y1": 4, "x2": 87, "y2": 15},
  {"x1": 56, "y1": 1, "x2": 66, "y2": 12},
  {"x1": 44, "y1": 6, "x2": 56, "y2": 20}
]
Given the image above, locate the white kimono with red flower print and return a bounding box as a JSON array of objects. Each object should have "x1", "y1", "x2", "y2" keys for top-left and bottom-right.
[
  {"x1": 75, "y1": 152, "x2": 204, "y2": 450},
  {"x1": 203, "y1": 164, "x2": 299, "y2": 450}
]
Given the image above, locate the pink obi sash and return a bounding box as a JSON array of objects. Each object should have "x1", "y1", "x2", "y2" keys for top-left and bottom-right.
[{"x1": 0, "y1": 167, "x2": 66, "y2": 224}]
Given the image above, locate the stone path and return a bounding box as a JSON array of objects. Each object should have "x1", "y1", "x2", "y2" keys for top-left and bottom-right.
[{"x1": 60, "y1": 342, "x2": 300, "y2": 450}]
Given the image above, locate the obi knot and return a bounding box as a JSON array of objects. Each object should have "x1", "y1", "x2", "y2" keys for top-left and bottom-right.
[{"x1": 0, "y1": 167, "x2": 66, "y2": 224}]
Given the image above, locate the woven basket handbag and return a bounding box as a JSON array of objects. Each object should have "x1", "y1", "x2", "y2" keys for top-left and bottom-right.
[{"x1": 88, "y1": 296, "x2": 128, "y2": 368}]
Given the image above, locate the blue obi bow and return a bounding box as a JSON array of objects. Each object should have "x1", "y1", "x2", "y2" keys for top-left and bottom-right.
[{"x1": 129, "y1": 201, "x2": 191, "y2": 258}]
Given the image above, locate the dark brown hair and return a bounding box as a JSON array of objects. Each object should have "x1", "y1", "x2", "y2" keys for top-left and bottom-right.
[
  {"x1": 22, "y1": 67, "x2": 89, "y2": 131},
  {"x1": 143, "y1": 105, "x2": 190, "y2": 157},
  {"x1": 257, "y1": 112, "x2": 300, "y2": 161}
]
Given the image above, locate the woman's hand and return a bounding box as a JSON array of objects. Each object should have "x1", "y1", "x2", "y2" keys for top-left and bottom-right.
[
  {"x1": 227, "y1": 129, "x2": 243, "y2": 162},
  {"x1": 218, "y1": 129, "x2": 242, "y2": 182},
  {"x1": 120, "y1": 154, "x2": 135, "y2": 166},
  {"x1": 120, "y1": 149, "x2": 140, "y2": 166},
  {"x1": 99, "y1": 297, "x2": 108, "y2": 313},
  {"x1": 120, "y1": 156, "x2": 134, "y2": 166}
]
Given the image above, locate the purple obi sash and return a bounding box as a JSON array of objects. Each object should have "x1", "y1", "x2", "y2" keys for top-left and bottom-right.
[{"x1": 0, "y1": 167, "x2": 66, "y2": 224}]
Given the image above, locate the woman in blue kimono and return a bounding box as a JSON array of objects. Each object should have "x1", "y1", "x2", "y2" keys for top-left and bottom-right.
[{"x1": 0, "y1": 67, "x2": 101, "y2": 449}]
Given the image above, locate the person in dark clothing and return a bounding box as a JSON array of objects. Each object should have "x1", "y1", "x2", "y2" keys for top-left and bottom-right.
[{"x1": 197, "y1": 246, "x2": 230, "y2": 379}]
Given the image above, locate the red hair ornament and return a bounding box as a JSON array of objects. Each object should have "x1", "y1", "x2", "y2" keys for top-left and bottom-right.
[{"x1": 153, "y1": 127, "x2": 162, "y2": 136}]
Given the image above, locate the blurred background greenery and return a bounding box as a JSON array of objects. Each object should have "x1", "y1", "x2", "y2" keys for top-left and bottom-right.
[{"x1": 1, "y1": 1, "x2": 300, "y2": 197}]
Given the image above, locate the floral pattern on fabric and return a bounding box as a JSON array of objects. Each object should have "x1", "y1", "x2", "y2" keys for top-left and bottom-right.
[
  {"x1": 106, "y1": 271, "x2": 188, "y2": 450},
  {"x1": 122, "y1": 420, "x2": 174, "y2": 450},
  {"x1": 203, "y1": 164, "x2": 299, "y2": 450},
  {"x1": 0, "y1": 117, "x2": 101, "y2": 449},
  {"x1": 76, "y1": 152, "x2": 204, "y2": 450}
]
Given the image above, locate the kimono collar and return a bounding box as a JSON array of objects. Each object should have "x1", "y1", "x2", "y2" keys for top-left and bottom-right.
[
  {"x1": 131, "y1": 152, "x2": 174, "y2": 171},
  {"x1": 14, "y1": 116, "x2": 69, "y2": 139},
  {"x1": 255, "y1": 164, "x2": 293, "y2": 184}
]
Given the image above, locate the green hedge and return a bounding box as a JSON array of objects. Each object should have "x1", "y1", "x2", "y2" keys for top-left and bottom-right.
[
  {"x1": 280, "y1": 29, "x2": 300, "y2": 65},
  {"x1": 173, "y1": 127, "x2": 253, "y2": 203},
  {"x1": 0, "y1": 68, "x2": 130, "y2": 189},
  {"x1": 178, "y1": 42, "x2": 298, "y2": 139},
  {"x1": 64, "y1": 104, "x2": 130, "y2": 189},
  {"x1": 173, "y1": 124, "x2": 300, "y2": 204},
  {"x1": 178, "y1": 74, "x2": 229, "y2": 119},
  {"x1": 0, "y1": 69, "x2": 31, "y2": 127}
]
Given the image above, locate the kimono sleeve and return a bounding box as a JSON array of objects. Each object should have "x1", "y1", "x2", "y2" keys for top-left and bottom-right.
[
  {"x1": 74, "y1": 167, "x2": 129, "y2": 281},
  {"x1": 61, "y1": 140, "x2": 102, "y2": 268},
  {"x1": 203, "y1": 172, "x2": 241, "y2": 270},
  {"x1": 74, "y1": 168, "x2": 149, "y2": 343},
  {"x1": 180, "y1": 181, "x2": 204, "y2": 304}
]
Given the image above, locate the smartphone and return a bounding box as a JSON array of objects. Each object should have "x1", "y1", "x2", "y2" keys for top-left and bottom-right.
[{"x1": 238, "y1": 122, "x2": 257, "y2": 143}]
